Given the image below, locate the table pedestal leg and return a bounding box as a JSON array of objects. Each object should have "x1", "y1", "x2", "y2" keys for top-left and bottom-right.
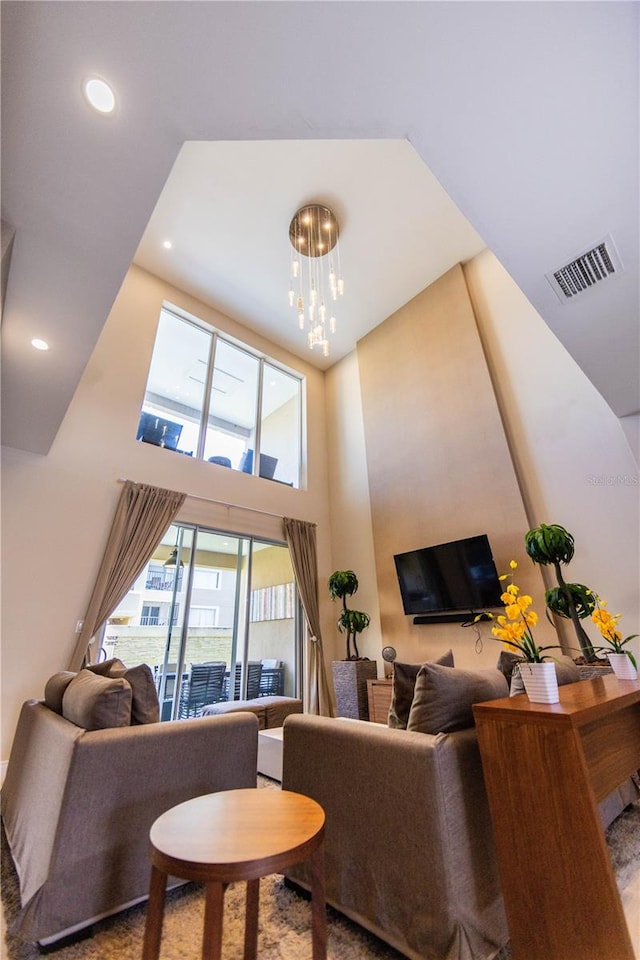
[
  {"x1": 142, "y1": 865, "x2": 168, "y2": 960},
  {"x1": 244, "y1": 878, "x2": 260, "y2": 960},
  {"x1": 309, "y1": 841, "x2": 327, "y2": 960},
  {"x1": 202, "y1": 881, "x2": 225, "y2": 960}
]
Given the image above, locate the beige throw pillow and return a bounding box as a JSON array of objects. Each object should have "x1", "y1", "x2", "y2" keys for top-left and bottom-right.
[
  {"x1": 44, "y1": 671, "x2": 77, "y2": 714},
  {"x1": 62, "y1": 668, "x2": 132, "y2": 730},
  {"x1": 89, "y1": 658, "x2": 159, "y2": 724},
  {"x1": 109, "y1": 662, "x2": 160, "y2": 724},
  {"x1": 407, "y1": 662, "x2": 508, "y2": 734},
  {"x1": 388, "y1": 649, "x2": 454, "y2": 729}
]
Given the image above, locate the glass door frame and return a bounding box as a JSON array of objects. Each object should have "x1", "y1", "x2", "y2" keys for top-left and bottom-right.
[{"x1": 160, "y1": 522, "x2": 301, "y2": 720}]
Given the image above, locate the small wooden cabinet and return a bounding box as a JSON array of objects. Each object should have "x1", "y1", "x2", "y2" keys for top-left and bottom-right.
[{"x1": 366, "y1": 678, "x2": 393, "y2": 724}]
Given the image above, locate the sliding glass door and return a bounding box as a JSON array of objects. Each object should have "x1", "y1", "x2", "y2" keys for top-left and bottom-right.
[{"x1": 103, "y1": 523, "x2": 300, "y2": 720}]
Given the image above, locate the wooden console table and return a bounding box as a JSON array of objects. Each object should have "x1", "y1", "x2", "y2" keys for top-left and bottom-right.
[{"x1": 473, "y1": 675, "x2": 640, "y2": 960}]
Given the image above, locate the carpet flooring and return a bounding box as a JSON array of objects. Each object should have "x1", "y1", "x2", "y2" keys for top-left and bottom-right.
[{"x1": 2, "y1": 780, "x2": 638, "y2": 960}]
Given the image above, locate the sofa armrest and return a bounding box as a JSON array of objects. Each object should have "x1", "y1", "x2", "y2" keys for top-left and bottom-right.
[{"x1": 1, "y1": 701, "x2": 83, "y2": 903}]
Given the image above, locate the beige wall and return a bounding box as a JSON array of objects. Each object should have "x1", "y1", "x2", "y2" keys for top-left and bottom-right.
[
  {"x1": 324, "y1": 352, "x2": 382, "y2": 668},
  {"x1": 325, "y1": 253, "x2": 639, "y2": 674},
  {"x1": 0, "y1": 265, "x2": 335, "y2": 760},
  {"x1": 464, "y1": 250, "x2": 639, "y2": 662},
  {"x1": 355, "y1": 264, "x2": 551, "y2": 668}
]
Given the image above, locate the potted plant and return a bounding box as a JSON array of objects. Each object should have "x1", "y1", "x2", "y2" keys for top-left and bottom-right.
[
  {"x1": 328, "y1": 570, "x2": 376, "y2": 719},
  {"x1": 524, "y1": 523, "x2": 599, "y2": 662},
  {"x1": 589, "y1": 596, "x2": 638, "y2": 679},
  {"x1": 477, "y1": 560, "x2": 560, "y2": 703},
  {"x1": 329, "y1": 569, "x2": 371, "y2": 660}
]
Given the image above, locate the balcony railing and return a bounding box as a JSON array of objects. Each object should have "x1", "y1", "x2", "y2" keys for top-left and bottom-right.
[{"x1": 145, "y1": 575, "x2": 181, "y2": 591}]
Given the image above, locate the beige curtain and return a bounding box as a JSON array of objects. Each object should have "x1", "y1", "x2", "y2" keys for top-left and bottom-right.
[
  {"x1": 283, "y1": 517, "x2": 335, "y2": 716},
  {"x1": 69, "y1": 481, "x2": 186, "y2": 670}
]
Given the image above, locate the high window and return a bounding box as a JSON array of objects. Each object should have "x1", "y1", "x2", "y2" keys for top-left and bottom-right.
[{"x1": 136, "y1": 308, "x2": 303, "y2": 487}]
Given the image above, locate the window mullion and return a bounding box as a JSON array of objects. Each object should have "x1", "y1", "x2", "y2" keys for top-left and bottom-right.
[
  {"x1": 197, "y1": 332, "x2": 217, "y2": 460},
  {"x1": 253, "y1": 359, "x2": 265, "y2": 476}
]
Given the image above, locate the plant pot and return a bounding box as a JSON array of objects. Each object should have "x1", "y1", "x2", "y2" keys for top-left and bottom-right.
[
  {"x1": 607, "y1": 652, "x2": 638, "y2": 680},
  {"x1": 518, "y1": 661, "x2": 559, "y2": 704},
  {"x1": 332, "y1": 659, "x2": 377, "y2": 720}
]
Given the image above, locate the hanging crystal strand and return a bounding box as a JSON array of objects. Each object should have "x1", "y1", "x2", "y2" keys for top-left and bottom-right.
[
  {"x1": 306, "y1": 239, "x2": 315, "y2": 346},
  {"x1": 335, "y1": 233, "x2": 344, "y2": 297}
]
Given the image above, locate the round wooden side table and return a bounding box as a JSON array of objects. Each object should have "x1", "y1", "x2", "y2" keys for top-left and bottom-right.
[{"x1": 141, "y1": 788, "x2": 326, "y2": 960}]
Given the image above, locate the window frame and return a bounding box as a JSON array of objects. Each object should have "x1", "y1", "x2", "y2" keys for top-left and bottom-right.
[{"x1": 139, "y1": 304, "x2": 304, "y2": 488}]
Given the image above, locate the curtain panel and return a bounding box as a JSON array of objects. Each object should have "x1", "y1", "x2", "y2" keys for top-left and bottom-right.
[
  {"x1": 68, "y1": 481, "x2": 186, "y2": 670},
  {"x1": 283, "y1": 517, "x2": 335, "y2": 716}
]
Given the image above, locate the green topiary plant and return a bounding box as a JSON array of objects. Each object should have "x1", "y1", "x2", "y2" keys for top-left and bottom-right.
[
  {"x1": 328, "y1": 570, "x2": 370, "y2": 660},
  {"x1": 524, "y1": 523, "x2": 598, "y2": 661}
]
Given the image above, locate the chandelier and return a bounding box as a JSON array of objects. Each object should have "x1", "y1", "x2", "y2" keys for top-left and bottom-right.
[{"x1": 288, "y1": 203, "x2": 344, "y2": 356}]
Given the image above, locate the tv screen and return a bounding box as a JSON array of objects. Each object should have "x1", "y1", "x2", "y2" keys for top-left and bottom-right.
[{"x1": 393, "y1": 534, "x2": 503, "y2": 617}]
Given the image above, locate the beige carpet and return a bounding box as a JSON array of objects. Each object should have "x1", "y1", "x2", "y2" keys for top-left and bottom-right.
[{"x1": 2, "y1": 779, "x2": 638, "y2": 960}]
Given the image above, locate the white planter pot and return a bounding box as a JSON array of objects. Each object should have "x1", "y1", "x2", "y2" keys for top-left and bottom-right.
[
  {"x1": 518, "y1": 661, "x2": 559, "y2": 704},
  {"x1": 607, "y1": 652, "x2": 638, "y2": 680}
]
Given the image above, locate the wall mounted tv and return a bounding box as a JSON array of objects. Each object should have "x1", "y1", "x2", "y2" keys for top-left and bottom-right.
[{"x1": 393, "y1": 534, "x2": 503, "y2": 623}]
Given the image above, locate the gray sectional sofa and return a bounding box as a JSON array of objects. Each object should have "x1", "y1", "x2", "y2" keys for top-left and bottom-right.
[{"x1": 2, "y1": 692, "x2": 258, "y2": 944}]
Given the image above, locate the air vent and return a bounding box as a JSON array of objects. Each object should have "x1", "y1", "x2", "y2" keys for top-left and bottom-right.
[{"x1": 545, "y1": 235, "x2": 624, "y2": 303}]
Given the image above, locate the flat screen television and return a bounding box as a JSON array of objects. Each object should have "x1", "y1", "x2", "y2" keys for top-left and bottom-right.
[{"x1": 393, "y1": 534, "x2": 503, "y2": 620}]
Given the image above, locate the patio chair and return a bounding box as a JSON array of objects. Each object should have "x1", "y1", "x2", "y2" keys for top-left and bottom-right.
[{"x1": 179, "y1": 662, "x2": 227, "y2": 718}]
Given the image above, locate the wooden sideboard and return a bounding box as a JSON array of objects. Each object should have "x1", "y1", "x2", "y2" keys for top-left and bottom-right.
[
  {"x1": 473, "y1": 675, "x2": 640, "y2": 960},
  {"x1": 366, "y1": 678, "x2": 393, "y2": 724}
]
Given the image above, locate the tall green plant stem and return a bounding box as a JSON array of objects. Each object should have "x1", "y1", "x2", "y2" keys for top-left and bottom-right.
[{"x1": 553, "y1": 561, "x2": 596, "y2": 661}]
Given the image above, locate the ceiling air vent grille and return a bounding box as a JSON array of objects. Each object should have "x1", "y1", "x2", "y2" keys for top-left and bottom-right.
[{"x1": 545, "y1": 235, "x2": 624, "y2": 303}]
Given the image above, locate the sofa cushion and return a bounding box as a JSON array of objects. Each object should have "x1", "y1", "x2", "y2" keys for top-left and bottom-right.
[
  {"x1": 509, "y1": 655, "x2": 579, "y2": 696},
  {"x1": 62, "y1": 668, "x2": 132, "y2": 730},
  {"x1": 89, "y1": 658, "x2": 159, "y2": 724},
  {"x1": 388, "y1": 649, "x2": 454, "y2": 729},
  {"x1": 262, "y1": 696, "x2": 303, "y2": 727},
  {"x1": 87, "y1": 657, "x2": 126, "y2": 676},
  {"x1": 44, "y1": 672, "x2": 77, "y2": 714},
  {"x1": 407, "y1": 663, "x2": 508, "y2": 734},
  {"x1": 495, "y1": 649, "x2": 520, "y2": 685},
  {"x1": 108, "y1": 663, "x2": 159, "y2": 724},
  {"x1": 202, "y1": 700, "x2": 267, "y2": 728}
]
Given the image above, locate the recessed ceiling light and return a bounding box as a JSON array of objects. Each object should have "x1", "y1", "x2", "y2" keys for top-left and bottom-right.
[
  {"x1": 82, "y1": 76, "x2": 116, "y2": 114},
  {"x1": 31, "y1": 338, "x2": 50, "y2": 351},
  {"x1": 162, "y1": 240, "x2": 173, "y2": 250}
]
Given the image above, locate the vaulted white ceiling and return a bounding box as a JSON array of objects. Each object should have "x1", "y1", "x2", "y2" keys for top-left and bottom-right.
[{"x1": 1, "y1": 1, "x2": 638, "y2": 455}]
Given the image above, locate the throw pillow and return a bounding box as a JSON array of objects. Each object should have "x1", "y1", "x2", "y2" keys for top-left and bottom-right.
[
  {"x1": 509, "y1": 655, "x2": 579, "y2": 696},
  {"x1": 62, "y1": 668, "x2": 132, "y2": 730},
  {"x1": 109, "y1": 662, "x2": 160, "y2": 724},
  {"x1": 87, "y1": 657, "x2": 127, "y2": 677},
  {"x1": 44, "y1": 671, "x2": 77, "y2": 714},
  {"x1": 496, "y1": 649, "x2": 520, "y2": 685},
  {"x1": 89, "y1": 658, "x2": 159, "y2": 724},
  {"x1": 388, "y1": 649, "x2": 454, "y2": 729},
  {"x1": 407, "y1": 662, "x2": 508, "y2": 734}
]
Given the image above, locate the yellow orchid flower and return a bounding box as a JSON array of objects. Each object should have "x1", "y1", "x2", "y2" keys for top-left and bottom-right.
[{"x1": 483, "y1": 560, "x2": 549, "y2": 663}]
